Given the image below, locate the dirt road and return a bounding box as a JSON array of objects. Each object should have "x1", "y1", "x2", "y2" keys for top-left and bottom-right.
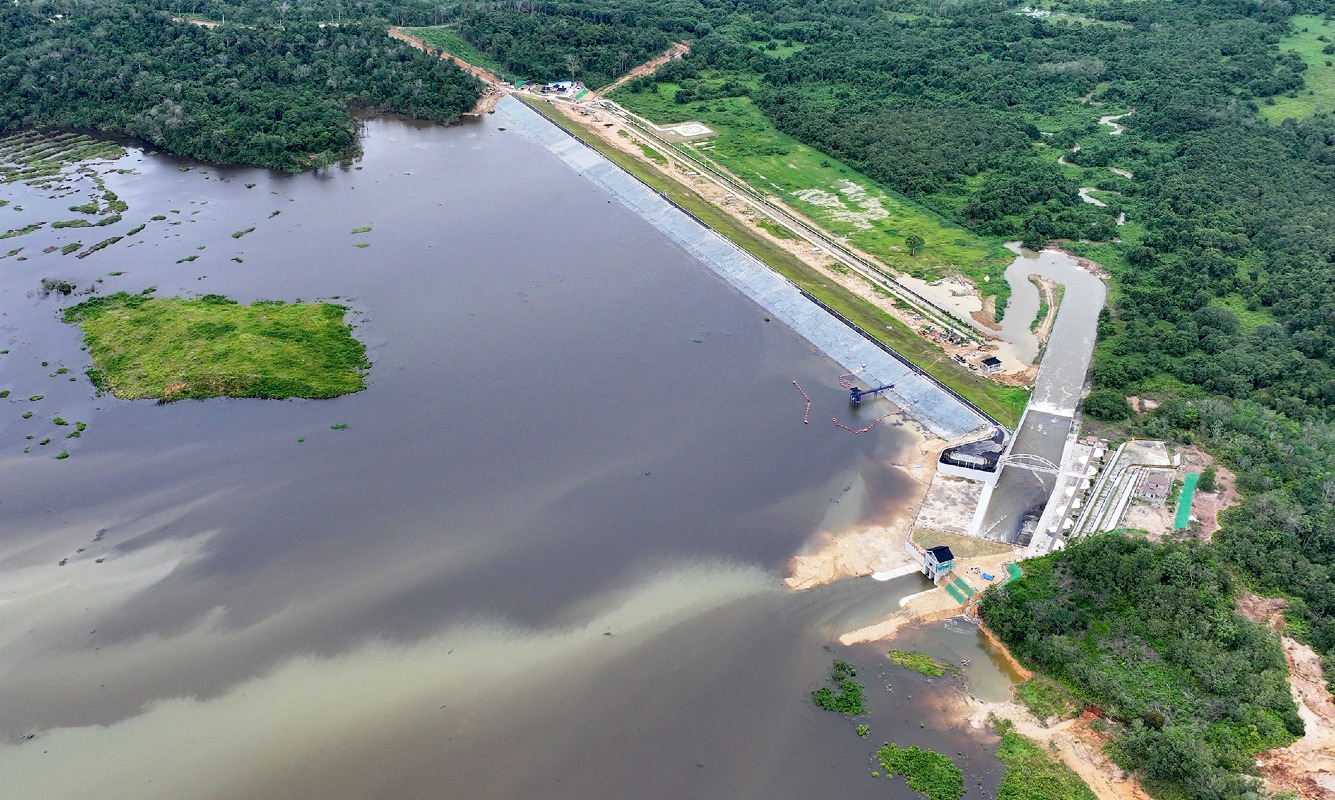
[
  {"x1": 387, "y1": 28, "x2": 506, "y2": 114},
  {"x1": 594, "y1": 42, "x2": 690, "y2": 97}
]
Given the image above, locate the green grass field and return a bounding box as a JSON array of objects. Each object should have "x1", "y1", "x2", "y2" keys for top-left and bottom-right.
[
  {"x1": 612, "y1": 85, "x2": 1015, "y2": 302},
  {"x1": 400, "y1": 26, "x2": 509, "y2": 78},
  {"x1": 63, "y1": 293, "x2": 369, "y2": 400},
  {"x1": 1262, "y1": 15, "x2": 1335, "y2": 121},
  {"x1": 523, "y1": 99, "x2": 1028, "y2": 426}
]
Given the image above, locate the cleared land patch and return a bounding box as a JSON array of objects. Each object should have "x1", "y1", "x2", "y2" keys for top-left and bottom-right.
[
  {"x1": 611, "y1": 87, "x2": 1014, "y2": 303},
  {"x1": 1263, "y1": 15, "x2": 1335, "y2": 121},
  {"x1": 63, "y1": 293, "x2": 369, "y2": 400}
]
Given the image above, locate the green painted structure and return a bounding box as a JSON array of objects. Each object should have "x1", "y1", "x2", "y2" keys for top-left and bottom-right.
[{"x1": 1174, "y1": 472, "x2": 1200, "y2": 530}]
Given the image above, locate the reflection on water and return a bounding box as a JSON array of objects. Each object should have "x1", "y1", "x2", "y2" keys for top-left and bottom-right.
[{"x1": 0, "y1": 118, "x2": 1005, "y2": 798}]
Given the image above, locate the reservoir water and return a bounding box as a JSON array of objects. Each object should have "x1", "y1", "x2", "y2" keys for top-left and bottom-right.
[{"x1": 0, "y1": 115, "x2": 1012, "y2": 798}]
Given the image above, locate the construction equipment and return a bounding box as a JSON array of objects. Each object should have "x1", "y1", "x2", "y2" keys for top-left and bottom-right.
[{"x1": 848, "y1": 383, "x2": 894, "y2": 405}]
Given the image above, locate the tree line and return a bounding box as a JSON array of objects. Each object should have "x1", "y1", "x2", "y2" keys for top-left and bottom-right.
[{"x1": 0, "y1": 0, "x2": 481, "y2": 171}]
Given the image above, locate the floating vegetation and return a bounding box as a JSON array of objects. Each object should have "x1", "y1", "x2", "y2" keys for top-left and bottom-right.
[
  {"x1": 52, "y1": 417, "x2": 68, "y2": 425},
  {"x1": 231, "y1": 257, "x2": 244, "y2": 263},
  {"x1": 28, "y1": 395, "x2": 43, "y2": 401},
  {"x1": 176, "y1": 255, "x2": 199, "y2": 263},
  {"x1": 875, "y1": 744, "x2": 964, "y2": 800},
  {"x1": 330, "y1": 423, "x2": 349, "y2": 429},
  {"x1": 54, "y1": 450, "x2": 69, "y2": 459},
  {"x1": 63, "y1": 292, "x2": 370, "y2": 400},
  {"x1": 888, "y1": 651, "x2": 949, "y2": 678},
  {"x1": 269, "y1": 210, "x2": 280, "y2": 217},
  {"x1": 0, "y1": 131, "x2": 125, "y2": 185},
  {"x1": 350, "y1": 226, "x2": 372, "y2": 234},
  {"x1": 811, "y1": 660, "x2": 867, "y2": 715},
  {"x1": 1, "y1": 222, "x2": 46, "y2": 240},
  {"x1": 151, "y1": 215, "x2": 167, "y2": 221},
  {"x1": 60, "y1": 242, "x2": 81, "y2": 255},
  {"x1": 77, "y1": 236, "x2": 123, "y2": 258},
  {"x1": 0, "y1": 390, "x2": 8, "y2": 398},
  {"x1": 126, "y1": 224, "x2": 145, "y2": 236},
  {"x1": 354, "y1": 242, "x2": 369, "y2": 248},
  {"x1": 231, "y1": 227, "x2": 255, "y2": 238},
  {"x1": 52, "y1": 219, "x2": 94, "y2": 229},
  {"x1": 22, "y1": 411, "x2": 33, "y2": 419},
  {"x1": 39, "y1": 278, "x2": 76, "y2": 296},
  {"x1": 68, "y1": 201, "x2": 98, "y2": 215}
]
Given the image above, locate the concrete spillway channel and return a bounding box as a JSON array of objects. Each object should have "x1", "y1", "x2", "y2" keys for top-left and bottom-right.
[{"x1": 498, "y1": 96, "x2": 992, "y2": 442}]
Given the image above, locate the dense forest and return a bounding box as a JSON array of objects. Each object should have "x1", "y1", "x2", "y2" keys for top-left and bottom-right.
[
  {"x1": 0, "y1": 0, "x2": 481, "y2": 171},
  {"x1": 981, "y1": 536, "x2": 1302, "y2": 800}
]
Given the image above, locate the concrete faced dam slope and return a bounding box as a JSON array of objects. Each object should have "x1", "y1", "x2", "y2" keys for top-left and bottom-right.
[{"x1": 497, "y1": 96, "x2": 990, "y2": 442}]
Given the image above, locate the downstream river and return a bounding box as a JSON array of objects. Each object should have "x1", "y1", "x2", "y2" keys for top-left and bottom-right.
[{"x1": 0, "y1": 116, "x2": 1011, "y2": 798}]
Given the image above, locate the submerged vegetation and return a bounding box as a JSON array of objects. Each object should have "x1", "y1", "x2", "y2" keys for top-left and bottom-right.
[
  {"x1": 888, "y1": 650, "x2": 948, "y2": 678},
  {"x1": 62, "y1": 292, "x2": 369, "y2": 400},
  {"x1": 810, "y1": 660, "x2": 867, "y2": 715}
]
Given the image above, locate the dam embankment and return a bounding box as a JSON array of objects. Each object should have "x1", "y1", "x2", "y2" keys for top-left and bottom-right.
[{"x1": 497, "y1": 96, "x2": 991, "y2": 442}]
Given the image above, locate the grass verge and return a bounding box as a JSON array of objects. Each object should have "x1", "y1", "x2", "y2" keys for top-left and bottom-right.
[
  {"x1": 63, "y1": 293, "x2": 369, "y2": 400},
  {"x1": 523, "y1": 98, "x2": 1026, "y2": 426}
]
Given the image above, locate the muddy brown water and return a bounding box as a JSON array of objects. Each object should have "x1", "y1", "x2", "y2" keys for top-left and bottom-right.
[{"x1": 0, "y1": 117, "x2": 1014, "y2": 798}]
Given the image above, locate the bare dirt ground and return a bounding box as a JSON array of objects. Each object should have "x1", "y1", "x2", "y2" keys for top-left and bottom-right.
[
  {"x1": 1031, "y1": 274, "x2": 1060, "y2": 342},
  {"x1": 1120, "y1": 501, "x2": 1174, "y2": 539},
  {"x1": 1259, "y1": 636, "x2": 1335, "y2": 798},
  {"x1": 967, "y1": 701, "x2": 1154, "y2": 800},
  {"x1": 1233, "y1": 595, "x2": 1335, "y2": 798},
  {"x1": 593, "y1": 42, "x2": 691, "y2": 98}
]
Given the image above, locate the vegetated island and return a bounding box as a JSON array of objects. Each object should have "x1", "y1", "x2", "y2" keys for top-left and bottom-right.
[{"x1": 62, "y1": 292, "x2": 369, "y2": 400}]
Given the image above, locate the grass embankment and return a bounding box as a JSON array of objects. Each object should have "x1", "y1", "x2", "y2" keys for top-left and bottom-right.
[
  {"x1": 62, "y1": 293, "x2": 369, "y2": 400},
  {"x1": 1262, "y1": 15, "x2": 1335, "y2": 121},
  {"x1": 523, "y1": 98, "x2": 1027, "y2": 426},
  {"x1": 888, "y1": 650, "x2": 949, "y2": 678},
  {"x1": 994, "y1": 721, "x2": 1098, "y2": 800},
  {"x1": 1014, "y1": 676, "x2": 1082, "y2": 725},
  {"x1": 613, "y1": 86, "x2": 1015, "y2": 305}
]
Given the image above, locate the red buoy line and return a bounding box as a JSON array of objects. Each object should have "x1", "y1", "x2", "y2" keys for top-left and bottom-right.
[
  {"x1": 836, "y1": 367, "x2": 865, "y2": 390},
  {"x1": 831, "y1": 412, "x2": 896, "y2": 434},
  {"x1": 791, "y1": 380, "x2": 811, "y2": 424}
]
